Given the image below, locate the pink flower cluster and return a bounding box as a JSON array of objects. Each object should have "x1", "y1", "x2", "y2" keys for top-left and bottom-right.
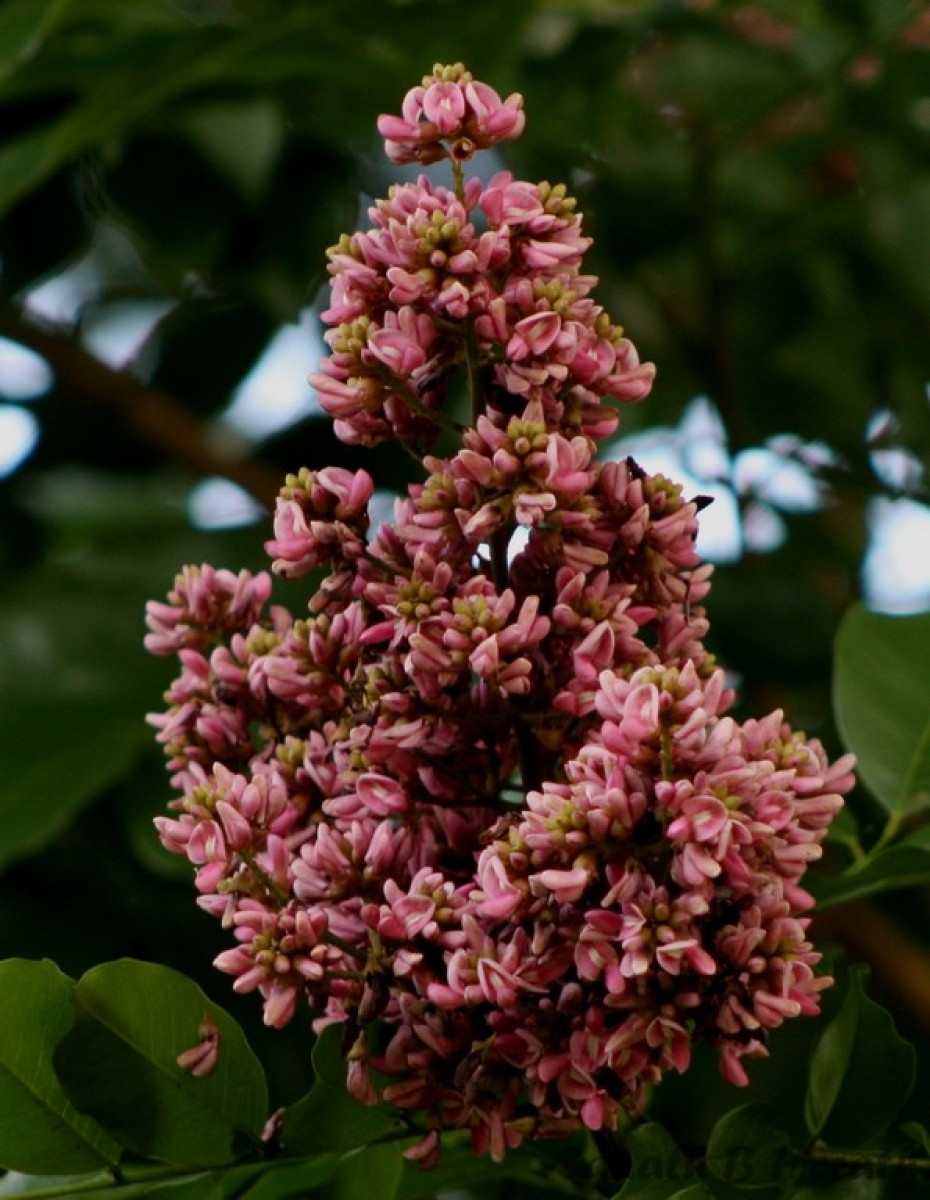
[
  {"x1": 377, "y1": 62, "x2": 524, "y2": 165},
  {"x1": 312, "y1": 168, "x2": 653, "y2": 447},
  {"x1": 146, "y1": 68, "x2": 854, "y2": 1168}
]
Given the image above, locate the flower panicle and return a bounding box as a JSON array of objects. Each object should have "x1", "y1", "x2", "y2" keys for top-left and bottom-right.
[{"x1": 145, "y1": 65, "x2": 853, "y2": 1168}]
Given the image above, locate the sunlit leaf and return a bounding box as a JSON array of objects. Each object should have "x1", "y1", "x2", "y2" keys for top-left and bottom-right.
[{"x1": 833, "y1": 606, "x2": 930, "y2": 817}]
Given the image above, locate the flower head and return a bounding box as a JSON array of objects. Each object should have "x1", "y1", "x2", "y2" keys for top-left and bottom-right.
[
  {"x1": 378, "y1": 63, "x2": 525, "y2": 164},
  {"x1": 146, "y1": 65, "x2": 852, "y2": 1167}
]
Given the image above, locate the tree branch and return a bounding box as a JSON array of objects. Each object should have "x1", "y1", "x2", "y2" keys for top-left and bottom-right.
[
  {"x1": 813, "y1": 899, "x2": 930, "y2": 1038},
  {"x1": 0, "y1": 302, "x2": 283, "y2": 508}
]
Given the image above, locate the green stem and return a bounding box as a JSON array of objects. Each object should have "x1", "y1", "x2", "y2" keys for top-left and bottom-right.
[
  {"x1": 805, "y1": 1145, "x2": 930, "y2": 1172},
  {"x1": 659, "y1": 731, "x2": 674, "y2": 782},
  {"x1": 451, "y1": 156, "x2": 466, "y2": 204},
  {"x1": 240, "y1": 849, "x2": 289, "y2": 907},
  {"x1": 323, "y1": 930, "x2": 368, "y2": 962},
  {"x1": 362, "y1": 547, "x2": 411, "y2": 579},
  {"x1": 3, "y1": 1165, "x2": 203, "y2": 1199},
  {"x1": 849, "y1": 810, "x2": 902, "y2": 870},
  {"x1": 374, "y1": 369, "x2": 464, "y2": 432},
  {"x1": 463, "y1": 317, "x2": 483, "y2": 429}
]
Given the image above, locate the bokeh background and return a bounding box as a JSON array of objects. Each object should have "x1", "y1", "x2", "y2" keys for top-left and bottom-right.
[{"x1": 2, "y1": 0, "x2": 930, "y2": 1143}]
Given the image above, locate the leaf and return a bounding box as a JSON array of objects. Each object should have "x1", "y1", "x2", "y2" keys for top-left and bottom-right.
[
  {"x1": 833, "y1": 605, "x2": 930, "y2": 817},
  {"x1": 54, "y1": 960, "x2": 268, "y2": 1168},
  {"x1": 328, "y1": 1143, "x2": 404, "y2": 1200},
  {"x1": 900, "y1": 1120, "x2": 930, "y2": 1153},
  {"x1": 784, "y1": 1179, "x2": 890, "y2": 1200},
  {"x1": 280, "y1": 1025, "x2": 404, "y2": 1158},
  {"x1": 0, "y1": 959, "x2": 121, "y2": 1174},
  {"x1": 0, "y1": 35, "x2": 222, "y2": 218},
  {"x1": 0, "y1": 692, "x2": 157, "y2": 870},
  {"x1": 0, "y1": 1173, "x2": 106, "y2": 1196},
  {"x1": 230, "y1": 1158, "x2": 340, "y2": 1200},
  {"x1": 52, "y1": 1173, "x2": 222, "y2": 1200},
  {"x1": 394, "y1": 1129, "x2": 593, "y2": 1200},
  {"x1": 0, "y1": 536, "x2": 168, "y2": 868},
  {"x1": 395, "y1": 1146, "x2": 501, "y2": 1200},
  {"x1": 805, "y1": 964, "x2": 916, "y2": 1145},
  {"x1": 612, "y1": 1123, "x2": 709, "y2": 1200},
  {"x1": 0, "y1": 483, "x2": 270, "y2": 869},
  {"x1": 0, "y1": 0, "x2": 72, "y2": 84},
  {"x1": 0, "y1": 11, "x2": 355, "y2": 219},
  {"x1": 146, "y1": 298, "x2": 276, "y2": 417},
  {"x1": 811, "y1": 824, "x2": 930, "y2": 906},
  {"x1": 706, "y1": 1103, "x2": 795, "y2": 1189}
]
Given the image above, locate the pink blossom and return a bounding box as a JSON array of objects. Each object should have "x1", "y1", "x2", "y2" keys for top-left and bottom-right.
[
  {"x1": 378, "y1": 65, "x2": 524, "y2": 164},
  {"x1": 146, "y1": 63, "x2": 854, "y2": 1168},
  {"x1": 176, "y1": 1017, "x2": 221, "y2": 1078}
]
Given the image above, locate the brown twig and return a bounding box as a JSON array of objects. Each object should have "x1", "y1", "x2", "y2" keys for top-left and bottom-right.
[
  {"x1": 813, "y1": 900, "x2": 930, "y2": 1037},
  {"x1": 0, "y1": 302, "x2": 283, "y2": 508}
]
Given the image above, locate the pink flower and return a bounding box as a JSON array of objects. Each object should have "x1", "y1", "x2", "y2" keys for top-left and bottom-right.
[
  {"x1": 145, "y1": 565, "x2": 272, "y2": 654},
  {"x1": 146, "y1": 63, "x2": 854, "y2": 1168},
  {"x1": 176, "y1": 1017, "x2": 221, "y2": 1078},
  {"x1": 378, "y1": 65, "x2": 524, "y2": 164}
]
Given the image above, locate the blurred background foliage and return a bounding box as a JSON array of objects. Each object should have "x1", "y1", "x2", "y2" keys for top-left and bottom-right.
[{"x1": 1, "y1": 0, "x2": 930, "y2": 1155}]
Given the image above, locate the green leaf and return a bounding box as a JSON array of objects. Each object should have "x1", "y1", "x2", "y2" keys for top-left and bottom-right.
[
  {"x1": 52, "y1": 1173, "x2": 222, "y2": 1200},
  {"x1": 784, "y1": 1179, "x2": 890, "y2": 1200},
  {"x1": 145, "y1": 298, "x2": 275, "y2": 417},
  {"x1": 0, "y1": 1173, "x2": 106, "y2": 1196},
  {"x1": 0, "y1": 480, "x2": 269, "y2": 869},
  {"x1": 0, "y1": 0, "x2": 72, "y2": 84},
  {"x1": 54, "y1": 960, "x2": 268, "y2": 1168},
  {"x1": 0, "y1": 11, "x2": 355, "y2": 219},
  {"x1": 805, "y1": 964, "x2": 916, "y2": 1145},
  {"x1": 612, "y1": 1123, "x2": 709, "y2": 1200},
  {"x1": 0, "y1": 34, "x2": 223, "y2": 217},
  {"x1": 900, "y1": 1120, "x2": 930, "y2": 1154},
  {"x1": 280, "y1": 1026, "x2": 404, "y2": 1157},
  {"x1": 0, "y1": 550, "x2": 165, "y2": 868},
  {"x1": 328, "y1": 1143, "x2": 404, "y2": 1200},
  {"x1": 393, "y1": 1132, "x2": 516, "y2": 1200},
  {"x1": 833, "y1": 605, "x2": 930, "y2": 817},
  {"x1": 706, "y1": 1103, "x2": 795, "y2": 1189},
  {"x1": 0, "y1": 959, "x2": 121, "y2": 1174},
  {"x1": 0, "y1": 691, "x2": 156, "y2": 871},
  {"x1": 231, "y1": 1158, "x2": 340, "y2": 1199},
  {"x1": 811, "y1": 824, "x2": 930, "y2": 906}
]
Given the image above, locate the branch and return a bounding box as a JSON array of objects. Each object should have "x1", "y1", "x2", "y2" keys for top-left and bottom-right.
[
  {"x1": 0, "y1": 302, "x2": 283, "y2": 508},
  {"x1": 813, "y1": 899, "x2": 930, "y2": 1038}
]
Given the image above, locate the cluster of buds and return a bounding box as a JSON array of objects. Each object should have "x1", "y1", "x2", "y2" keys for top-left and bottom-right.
[{"x1": 146, "y1": 66, "x2": 854, "y2": 1167}]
